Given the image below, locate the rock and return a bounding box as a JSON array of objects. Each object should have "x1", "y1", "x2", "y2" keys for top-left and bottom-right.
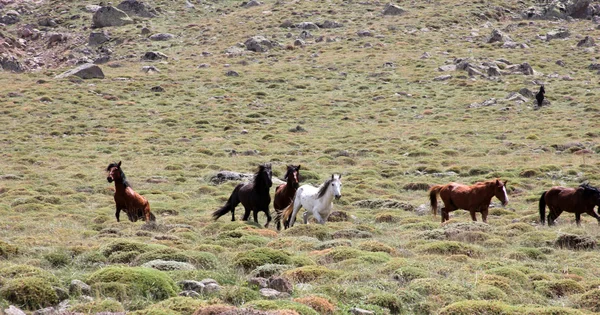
[
  {"x1": 357, "y1": 30, "x2": 373, "y2": 37},
  {"x1": 149, "y1": 33, "x2": 175, "y2": 41},
  {"x1": 502, "y1": 41, "x2": 518, "y2": 49},
  {"x1": 383, "y1": 3, "x2": 406, "y2": 15},
  {"x1": 141, "y1": 259, "x2": 196, "y2": 271},
  {"x1": 415, "y1": 204, "x2": 429, "y2": 216},
  {"x1": 487, "y1": 66, "x2": 502, "y2": 77},
  {"x1": 328, "y1": 210, "x2": 349, "y2": 222},
  {"x1": 244, "y1": 36, "x2": 273, "y2": 52},
  {"x1": 201, "y1": 278, "x2": 218, "y2": 286},
  {"x1": 249, "y1": 277, "x2": 269, "y2": 289},
  {"x1": 319, "y1": 20, "x2": 343, "y2": 28},
  {"x1": 268, "y1": 276, "x2": 293, "y2": 293},
  {"x1": 92, "y1": 6, "x2": 134, "y2": 28},
  {"x1": 141, "y1": 27, "x2": 151, "y2": 35},
  {"x1": 467, "y1": 66, "x2": 485, "y2": 77},
  {"x1": 577, "y1": 36, "x2": 595, "y2": 47},
  {"x1": 556, "y1": 60, "x2": 565, "y2": 67},
  {"x1": 296, "y1": 22, "x2": 319, "y2": 29},
  {"x1": 32, "y1": 308, "x2": 56, "y2": 315},
  {"x1": 0, "y1": 13, "x2": 19, "y2": 25},
  {"x1": 225, "y1": 70, "x2": 239, "y2": 77},
  {"x1": 54, "y1": 287, "x2": 69, "y2": 301},
  {"x1": 299, "y1": 30, "x2": 312, "y2": 39},
  {"x1": 506, "y1": 62, "x2": 536, "y2": 75},
  {"x1": 94, "y1": 56, "x2": 111, "y2": 64},
  {"x1": 209, "y1": 171, "x2": 253, "y2": 184},
  {"x1": 198, "y1": 63, "x2": 210, "y2": 68},
  {"x1": 69, "y1": 279, "x2": 91, "y2": 296},
  {"x1": 38, "y1": 17, "x2": 57, "y2": 27},
  {"x1": 204, "y1": 283, "x2": 220, "y2": 293},
  {"x1": 46, "y1": 33, "x2": 67, "y2": 48},
  {"x1": 89, "y1": 31, "x2": 111, "y2": 46},
  {"x1": 84, "y1": 4, "x2": 102, "y2": 13},
  {"x1": 420, "y1": 52, "x2": 431, "y2": 59},
  {"x1": 0, "y1": 56, "x2": 26, "y2": 73},
  {"x1": 506, "y1": 92, "x2": 529, "y2": 103},
  {"x1": 117, "y1": 0, "x2": 158, "y2": 18},
  {"x1": 519, "y1": 87, "x2": 535, "y2": 98},
  {"x1": 4, "y1": 306, "x2": 26, "y2": 315},
  {"x1": 142, "y1": 51, "x2": 168, "y2": 61},
  {"x1": 438, "y1": 65, "x2": 456, "y2": 72},
  {"x1": 150, "y1": 86, "x2": 164, "y2": 92},
  {"x1": 468, "y1": 98, "x2": 497, "y2": 108},
  {"x1": 433, "y1": 74, "x2": 452, "y2": 81},
  {"x1": 55, "y1": 64, "x2": 104, "y2": 79},
  {"x1": 350, "y1": 307, "x2": 375, "y2": 315},
  {"x1": 524, "y1": 0, "x2": 595, "y2": 20},
  {"x1": 260, "y1": 288, "x2": 284, "y2": 299},
  {"x1": 178, "y1": 280, "x2": 205, "y2": 293},
  {"x1": 487, "y1": 28, "x2": 511, "y2": 43},
  {"x1": 353, "y1": 199, "x2": 414, "y2": 210},
  {"x1": 294, "y1": 39, "x2": 305, "y2": 46},
  {"x1": 243, "y1": 0, "x2": 262, "y2": 8},
  {"x1": 141, "y1": 65, "x2": 160, "y2": 73},
  {"x1": 179, "y1": 290, "x2": 201, "y2": 298},
  {"x1": 546, "y1": 28, "x2": 570, "y2": 41},
  {"x1": 250, "y1": 264, "x2": 293, "y2": 278}
]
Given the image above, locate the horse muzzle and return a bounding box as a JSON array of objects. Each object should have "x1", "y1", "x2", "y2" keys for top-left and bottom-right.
[
  {"x1": 107, "y1": 177, "x2": 113, "y2": 183},
  {"x1": 335, "y1": 194, "x2": 341, "y2": 200}
]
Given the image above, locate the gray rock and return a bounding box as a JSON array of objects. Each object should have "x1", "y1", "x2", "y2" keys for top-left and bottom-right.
[
  {"x1": 468, "y1": 98, "x2": 497, "y2": 108},
  {"x1": 319, "y1": 20, "x2": 343, "y2": 28},
  {"x1": 178, "y1": 280, "x2": 205, "y2": 292},
  {"x1": 243, "y1": 0, "x2": 262, "y2": 8},
  {"x1": 89, "y1": 31, "x2": 111, "y2": 46},
  {"x1": 519, "y1": 87, "x2": 535, "y2": 98},
  {"x1": 502, "y1": 41, "x2": 519, "y2": 49},
  {"x1": 244, "y1": 36, "x2": 273, "y2": 52},
  {"x1": 487, "y1": 66, "x2": 502, "y2": 77},
  {"x1": 141, "y1": 259, "x2": 196, "y2": 271},
  {"x1": 4, "y1": 306, "x2": 26, "y2": 315},
  {"x1": 294, "y1": 39, "x2": 305, "y2": 46},
  {"x1": 0, "y1": 56, "x2": 26, "y2": 73},
  {"x1": 415, "y1": 204, "x2": 429, "y2": 216},
  {"x1": 259, "y1": 288, "x2": 282, "y2": 299},
  {"x1": 433, "y1": 74, "x2": 452, "y2": 81},
  {"x1": 178, "y1": 290, "x2": 201, "y2": 298},
  {"x1": 200, "y1": 278, "x2": 218, "y2": 286},
  {"x1": 204, "y1": 283, "x2": 220, "y2": 293},
  {"x1": 141, "y1": 65, "x2": 160, "y2": 73},
  {"x1": 92, "y1": 6, "x2": 133, "y2": 28},
  {"x1": 142, "y1": 51, "x2": 168, "y2": 61},
  {"x1": 268, "y1": 276, "x2": 293, "y2": 293},
  {"x1": 467, "y1": 66, "x2": 485, "y2": 77},
  {"x1": 506, "y1": 92, "x2": 529, "y2": 103},
  {"x1": 357, "y1": 30, "x2": 373, "y2": 37},
  {"x1": 383, "y1": 3, "x2": 406, "y2": 15},
  {"x1": 523, "y1": 0, "x2": 595, "y2": 20},
  {"x1": 84, "y1": 4, "x2": 102, "y2": 13},
  {"x1": 149, "y1": 33, "x2": 175, "y2": 41},
  {"x1": 0, "y1": 14, "x2": 19, "y2": 25},
  {"x1": 38, "y1": 17, "x2": 57, "y2": 27},
  {"x1": 150, "y1": 86, "x2": 165, "y2": 92},
  {"x1": 32, "y1": 307, "x2": 57, "y2": 315},
  {"x1": 487, "y1": 28, "x2": 511, "y2": 43},
  {"x1": 577, "y1": 36, "x2": 595, "y2": 47},
  {"x1": 69, "y1": 279, "x2": 91, "y2": 296},
  {"x1": 225, "y1": 70, "x2": 239, "y2": 77},
  {"x1": 55, "y1": 64, "x2": 104, "y2": 79},
  {"x1": 546, "y1": 28, "x2": 570, "y2": 41},
  {"x1": 438, "y1": 65, "x2": 456, "y2": 72},
  {"x1": 141, "y1": 27, "x2": 151, "y2": 35},
  {"x1": 296, "y1": 22, "x2": 319, "y2": 29},
  {"x1": 117, "y1": 0, "x2": 158, "y2": 18},
  {"x1": 248, "y1": 277, "x2": 269, "y2": 289},
  {"x1": 350, "y1": 307, "x2": 375, "y2": 315}
]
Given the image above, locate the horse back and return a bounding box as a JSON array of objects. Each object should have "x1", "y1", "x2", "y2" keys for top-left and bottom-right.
[
  {"x1": 440, "y1": 182, "x2": 493, "y2": 210},
  {"x1": 545, "y1": 186, "x2": 584, "y2": 211}
]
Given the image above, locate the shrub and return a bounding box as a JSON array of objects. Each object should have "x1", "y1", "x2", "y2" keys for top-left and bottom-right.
[
  {"x1": 244, "y1": 300, "x2": 319, "y2": 315},
  {"x1": 555, "y1": 233, "x2": 596, "y2": 250},
  {"x1": 293, "y1": 295, "x2": 335, "y2": 314},
  {"x1": 416, "y1": 241, "x2": 482, "y2": 257},
  {"x1": 220, "y1": 286, "x2": 260, "y2": 306},
  {"x1": 283, "y1": 266, "x2": 341, "y2": 282},
  {"x1": 70, "y1": 299, "x2": 125, "y2": 313},
  {"x1": 233, "y1": 248, "x2": 292, "y2": 271},
  {"x1": 0, "y1": 277, "x2": 59, "y2": 310},
  {"x1": 282, "y1": 224, "x2": 332, "y2": 241},
  {"x1": 367, "y1": 292, "x2": 403, "y2": 314},
  {"x1": 534, "y1": 279, "x2": 585, "y2": 298},
  {"x1": 87, "y1": 266, "x2": 178, "y2": 301},
  {"x1": 375, "y1": 212, "x2": 400, "y2": 223}
]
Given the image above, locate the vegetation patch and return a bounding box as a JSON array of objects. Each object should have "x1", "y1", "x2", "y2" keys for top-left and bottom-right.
[
  {"x1": 233, "y1": 248, "x2": 292, "y2": 271},
  {"x1": 244, "y1": 299, "x2": 319, "y2": 315},
  {"x1": 367, "y1": 292, "x2": 403, "y2": 314},
  {"x1": 0, "y1": 241, "x2": 18, "y2": 258},
  {"x1": 534, "y1": 279, "x2": 585, "y2": 298},
  {"x1": 220, "y1": 286, "x2": 260, "y2": 306},
  {"x1": 87, "y1": 266, "x2": 178, "y2": 301},
  {"x1": 416, "y1": 241, "x2": 482, "y2": 257},
  {"x1": 0, "y1": 276, "x2": 59, "y2": 310},
  {"x1": 70, "y1": 299, "x2": 125, "y2": 313},
  {"x1": 283, "y1": 266, "x2": 341, "y2": 282},
  {"x1": 293, "y1": 295, "x2": 336, "y2": 314},
  {"x1": 282, "y1": 225, "x2": 332, "y2": 241}
]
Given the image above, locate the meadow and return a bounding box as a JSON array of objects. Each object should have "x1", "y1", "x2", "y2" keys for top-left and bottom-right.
[{"x1": 1, "y1": 0, "x2": 600, "y2": 313}]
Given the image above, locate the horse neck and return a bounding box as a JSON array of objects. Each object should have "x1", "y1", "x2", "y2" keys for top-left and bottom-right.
[
  {"x1": 253, "y1": 175, "x2": 270, "y2": 192},
  {"x1": 284, "y1": 177, "x2": 297, "y2": 192},
  {"x1": 476, "y1": 182, "x2": 497, "y2": 200},
  {"x1": 318, "y1": 185, "x2": 335, "y2": 203},
  {"x1": 113, "y1": 179, "x2": 127, "y2": 193}
]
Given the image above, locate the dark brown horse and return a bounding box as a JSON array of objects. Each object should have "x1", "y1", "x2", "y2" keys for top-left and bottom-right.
[
  {"x1": 273, "y1": 165, "x2": 300, "y2": 230},
  {"x1": 429, "y1": 179, "x2": 509, "y2": 223},
  {"x1": 539, "y1": 183, "x2": 600, "y2": 226},
  {"x1": 106, "y1": 161, "x2": 156, "y2": 223},
  {"x1": 212, "y1": 163, "x2": 273, "y2": 228}
]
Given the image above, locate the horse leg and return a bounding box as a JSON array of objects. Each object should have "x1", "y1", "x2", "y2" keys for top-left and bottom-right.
[
  {"x1": 313, "y1": 211, "x2": 325, "y2": 224},
  {"x1": 470, "y1": 211, "x2": 477, "y2": 222},
  {"x1": 231, "y1": 206, "x2": 236, "y2": 221},
  {"x1": 264, "y1": 209, "x2": 272, "y2": 228},
  {"x1": 584, "y1": 208, "x2": 600, "y2": 225},
  {"x1": 302, "y1": 211, "x2": 308, "y2": 224},
  {"x1": 242, "y1": 206, "x2": 251, "y2": 221},
  {"x1": 575, "y1": 212, "x2": 581, "y2": 227},
  {"x1": 115, "y1": 206, "x2": 121, "y2": 222},
  {"x1": 253, "y1": 209, "x2": 259, "y2": 223},
  {"x1": 481, "y1": 208, "x2": 489, "y2": 223}
]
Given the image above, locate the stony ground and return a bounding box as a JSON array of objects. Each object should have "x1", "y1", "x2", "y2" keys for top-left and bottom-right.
[{"x1": 1, "y1": 0, "x2": 600, "y2": 314}]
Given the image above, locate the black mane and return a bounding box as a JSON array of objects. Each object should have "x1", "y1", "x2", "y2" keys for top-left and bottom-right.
[
  {"x1": 580, "y1": 183, "x2": 600, "y2": 196},
  {"x1": 107, "y1": 162, "x2": 130, "y2": 188},
  {"x1": 253, "y1": 163, "x2": 272, "y2": 187},
  {"x1": 317, "y1": 177, "x2": 334, "y2": 199}
]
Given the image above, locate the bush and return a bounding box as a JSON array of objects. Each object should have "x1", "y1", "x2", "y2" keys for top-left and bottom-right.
[
  {"x1": 0, "y1": 277, "x2": 59, "y2": 310},
  {"x1": 416, "y1": 241, "x2": 482, "y2": 257},
  {"x1": 233, "y1": 248, "x2": 292, "y2": 271},
  {"x1": 293, "y1": 295, "x2": 335, "y2": 314},
  {"x1": 282, "y1": 224, "x2": 332, "y2": 241},
  {"x1": 244, "y1": 299, "x2": 319, "y2": 315},
  {"x1": 367, "y1": 292, "x2": 403, "y2": 314},
  {"x1": 283, "y1": 266, "x2": 341, "y2": 282},
  {"x1": 220, "y1": 286, "x2": 260, "y2": 306},
  {"x1": 70, "y1": 299, "x2": 125, "y2": 313},
  {"x1": 87, "y1": 266, "x2": 178, "y2": 301}
]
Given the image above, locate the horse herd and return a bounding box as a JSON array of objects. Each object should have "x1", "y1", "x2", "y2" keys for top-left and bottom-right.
[{"x1": 105, "y1": 162, "x2": 600, "y2": 229}]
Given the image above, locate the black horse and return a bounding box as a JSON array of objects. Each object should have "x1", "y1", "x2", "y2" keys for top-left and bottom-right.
[
  {"x1": 212, "y1": 163, "x2": 273, "y2": 227},
  {"x1": 539, "y1": 183, "x2": 600, "y2": 226},
  {"x1": 536, "y1": 85, "x2": 545, "y2": 107}
]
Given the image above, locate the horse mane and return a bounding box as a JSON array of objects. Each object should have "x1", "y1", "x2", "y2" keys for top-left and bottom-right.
[
  {"x1": 107, "y1": 162, "x2": 130, "y2": 188},
  {"x1": 253, "y1": 163, "x2": 271, "y2": 186},
  {"x1": 284, "y1": 165, "x2": 294, "y2": 180},
  {"x1": 580, "y1": 183, "x2": 600, "y2": 196},
  {"x1": 317, "y1": 177, "x2": 334, "y2": 199}
]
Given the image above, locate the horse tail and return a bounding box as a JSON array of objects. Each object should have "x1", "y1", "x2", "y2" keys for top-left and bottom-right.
[
  {"x1": 429, "y1": 185, "x2": 443, "y2": 216},
  {"x1": 213, "y1": 184, "x2": 242, "y2": 220},
  {"x1": 280, "y1": 202, "x2": 295, "y2": 230},
  {"x1": 539, "y1": 191, "x2": 547, "y2": 225},
  {"x1": 144, "y1": 200, "x2": 156, "y2": 222},
  {"x1": 273, "y1": 209, "x2": 283, "y2": 231}
]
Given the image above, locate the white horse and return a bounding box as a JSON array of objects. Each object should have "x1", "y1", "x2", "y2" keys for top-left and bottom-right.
[{"x1": 277, "y1": 174, "x2": 342, "y2": 229}]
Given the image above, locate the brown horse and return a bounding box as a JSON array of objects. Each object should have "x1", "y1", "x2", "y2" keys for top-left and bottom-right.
[
  {"x1": 212, "y1": 163, "x2": 273, "y2": 228},
  {"x1": 106, "y1": 161, "x2": 156, "y2": 223},
  {"x1": 429, "y1": 179, "x2": 509, "y2": 223},
  {"x1": 273, "y1": 165, "x2": 300, "y2": 230},
  {"x1": 539, "y1": 183, "x2": 600, "y2": 226}
]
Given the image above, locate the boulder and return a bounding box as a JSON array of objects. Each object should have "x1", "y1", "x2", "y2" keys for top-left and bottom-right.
[
  {"x1": 523, "y1": 0, "x2": 595, "y2": 19},
  {"x1": 268, "y1": 276, "x2": 293, "y2": 293},
  {"x1": 203, "y1": 283, "x2": 220, "y2": 293},
  {"x1": 243, "y1": 0, "x2": 262, "y2": 8},
  {"x1": 178, "y1": 290, "x2": 201, "y2": 298},
  {"x1": 89, "y1": 31, "x2": 111, "y2": 46},
  {"x1": 69, "y1": 279, "x2": 91, "y2": 296},
  {"x1": 296, "y1": 22, "x2": 319, "y2": 29},
  {"x1": 577, "y1": 36, "x2": 595, "y2": 47},
  {"x1": 0, "y1": 56, "x2": 26, "y2": 73},
  {"x1": 141, "y1": 259, "x2": 196, "y2": 271},
  {"x1": 4, "y1": 306, "x2": 26, "y2": 315},
  {"x1": 32, "y1": 308, "x2": 56, "y2": 315},
  {"x1": 248, "y1": 277, "x2": 269, "y2": 289},
  {"x1": 149, "y1": 33, "x2": 175, "y2": 41},
  {"x1": 55, "y1": 64, "x2": 105, "y2": 79},
  {"x1": 142, "y1": 65, "x2": 160, "y2": 73},
  {"x1": 117, "y1": 0, "x2": 158, "y2": 18},
  {"x1": 487, "y1": 28, "x2": 511, "y2": 43},
  {"x1": 178, "y1": 280, "x2": 205, "y2": 293},
  {"x1": 350, "y1": 307, "x2": 375, "y2": 315},
  {"x1": 319, "y1": 20, "x2": 343, "y2": 28},
  {"x1": 84, "y1": 4, "x2": 102, "y2": 13},
  {"x1": 0, "y1": 13, "x2": 19, "y2": 25},
  {"x1": 438, "y1": 65, "x2": 456, "y2": 72},
  {"x1": 487, "y1": 66, "x2": 502, "y2": 77},
  {"x1": 244, "y1": 36, "x2": 273, "y2": 52},
  {"x1": 92, "y1": 6, "x2": 133, "y2": 28},
  {"x1": 546, "y1": 28, "x2": 570, "y2": 41},
  {"x1": 383, "y1": 3, "x2": 406, "y2": 15},
  {"x1": 433, "y1": 74, "x2": 452, "y2": 81},
  {"x1": 468, "y1": 98, "x2": 497, "y2": 108},
  {"x1": 142, "y1": 51, "x2": 168, "y2": 61},
  {"x1": 259, "y1": 288, "x2": 283, "y2": 299},
  {"x1": 519, "y1": 87, "x2": 535, "y2": 98}
]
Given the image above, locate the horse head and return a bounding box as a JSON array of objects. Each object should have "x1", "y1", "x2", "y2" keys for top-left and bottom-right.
[
  {"x1": 494, "y1": 179, "x2": 509, "y2": 206},
  {"x1": 284, "y1": 165, "x2": 301, "y2": 189},
  {"x1": 258, "y1": 163, "x2": 273, "y2": 188},
  {"x1": 579, "y1": 183, "x2": 600, "y2": 205},
  {"x1": 106, "y1": 161, "x2": 122, "y2": 183},
  {"x1": 331, "y1": 174, "x2": 342, "y2": 200}
]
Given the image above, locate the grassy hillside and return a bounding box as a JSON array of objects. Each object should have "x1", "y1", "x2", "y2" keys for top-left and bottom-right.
[{"x1": 1, "y1": 0, "x2": 600, "y2": 313}]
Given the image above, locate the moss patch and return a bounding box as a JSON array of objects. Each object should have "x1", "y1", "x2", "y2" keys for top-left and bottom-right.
[
  {"x1": 87, "y1": 266, "x2": 178, "y2": 301},
  {"x1": 0, "y1": 276, "x2": 59, "y2": 310}
]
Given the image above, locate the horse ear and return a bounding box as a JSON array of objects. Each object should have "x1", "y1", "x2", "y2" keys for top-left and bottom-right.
[
  {"x1": 339, "y1": 174, "x2": 342, "y2": 179},
  {"x1": 504, "y1": 180, "x2": 508, "y2": 186},
  {"x1": 297, "y1": 165, "x2": 301, "y2": 170},
  {"x1": 495, "y1": 179, "x2": 500, "y2": 186},
  {"x1": 331, "y1": 174, "x2": 334, "y2": 180},
  {"x1": 117, "y1": 161, "x2": 121, "y2": 168}
]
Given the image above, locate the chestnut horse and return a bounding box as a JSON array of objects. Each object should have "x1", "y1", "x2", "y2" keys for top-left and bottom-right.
[
  {"x1": 106, "y1": 161, "x2": 156, "y2": 223},
  {"x1": 429, "y1": 179, "x2": 509, "y2": 223},
  {"x1": 212, "y1": 163, "x2": 273, "y2": 228},
  {"x1": 273, "y1": 165, "x2": 301, "y2": 230},
  {"x1": 539, "y1": 183, "x2": 600, "y2": 226}
]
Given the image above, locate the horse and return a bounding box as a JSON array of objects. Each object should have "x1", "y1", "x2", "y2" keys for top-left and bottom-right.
[
  {"x1": 539, "y1": 183, "x2": 600, "y2": 226},
  {"x1": 273, "y1": 165, "x2": 301, "y2": 230},
  {"x1": 275, "y1": 174, "x2": 342, "y2": 229},
  {"x1": 429, "y1": 179, "x2": 509, "y2": 223},
  {"x1": 212, "y1": 163, "x2": 273, "y2": 228},
  {"x1": 106, "y1": 161, "x2": 156, "y2": 223},
  {"x1": 536, "y1": 85, "x2": 545, "y2": 107}
]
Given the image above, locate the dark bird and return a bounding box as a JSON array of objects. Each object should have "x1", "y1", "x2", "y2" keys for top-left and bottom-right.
[{"x1": 536, "y1": 85, "x2": 545, "y2": 107}]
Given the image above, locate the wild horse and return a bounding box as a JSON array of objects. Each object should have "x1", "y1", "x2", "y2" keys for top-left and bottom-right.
[
  {"x1": 429, "y1": 179, "x2": 509, "y2": 223},
  {"x1": 273, "y1": 165, "x2": 301, "y2": 230},
  {"x1": 106, "y1": 161, "x2": 156, "y2": 222},
  {"x1": 539, "y1": 183, "x2": 600, "y2": 226},
  {"x1": 213, "y1": 163, "x2": 273, "y2": 228}
]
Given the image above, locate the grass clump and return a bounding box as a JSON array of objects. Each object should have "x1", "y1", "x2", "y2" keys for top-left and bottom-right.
[
  {"x1": 91, "y1": 282, "x2": 129, "y2": 301},
  {"x1": 250, "y1": 264, "x2": 293, "y2": 278},
  {"x1": 534, "y1": 279, "x2": 585, "y2": 298},
  {"x1": 392, "y1": 266, "x2": 429, "y2": 284},
  {"x1": 220, "y1": 286, "x2": 260, "y2": 306},
  {"x1": 0, "y1": 277, "x2": 59, "y2": 310},
  {"x1": 244, "y1": 299, "x2": 319, "y2": 315},
  {"x1": 293, "y1": 295, "x2": 336, "y2": 314},
  {"x1": 486, "y1": 267, "x2": 529, "y2": 288},
  {"x1": 0, "y1": 241, "x2": 18, "y2": 258},
  {"x1": 70, "y1": 299, "x2": 125, "y2": 313},
  {"x1": 0, "y1": 264, "x2": 59, "y2": 285},
  {"x1": 315, "y1": 239, "x2": 353, "y2": 250},
  {"x1": 366, "y1": 292, "x2": 403, "y2": 314},
  {"x1": 474, "y1": 284, "x2": 508, "y2": 301},
  {"x1": 233, "y1": 247, "x2": 292, "y2": 271},
  {"x1": 283, "y1": 266, "x2": 341, "y2": 282},
  {"x1": 358, "y1": 240, "x2": 395, "y2": 254},
  {"x1": 578, "y1": 288, "x2": 600, "y2": 312},
  {"x1": 133, "y1": 248, "x2": 218, "y2": 269},
  {"x1": 87, "y1": 266, "x2": 178, "y2": 301},
  {"x1": 438, "y1": 300, "x2": 512, "y2": 315},
  {"x1": 416, "y1": 241, "x2": 482, "y2": 257},
  {"x1": 282, "y1": 224, "x2": 332, "y2": 241},
  {"x1": 100, "y1": 239, "x2": 156, "y2": 257}
]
